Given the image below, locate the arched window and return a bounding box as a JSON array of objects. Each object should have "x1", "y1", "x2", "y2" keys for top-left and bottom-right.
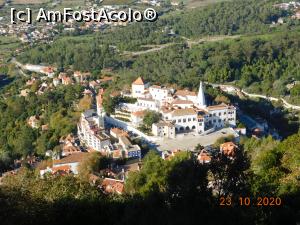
[
  {"x1": 192, "y1": 126, "x2": 196, "y2": 129},
  {"x1": 186, "y1": 126, "x2": 190, "y2": 131}
]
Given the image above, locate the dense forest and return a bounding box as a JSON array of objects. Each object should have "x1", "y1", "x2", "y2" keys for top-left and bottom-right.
[
  {"x1": 18, "y1": 31, "x2": 300, "y2": 104},
  {"x1": 120, "y1": 31, "x2": 300, "y2": 103},
  {"x1": 17, "y1": 0, "x2": 300, "y2": 103},
  {"x1": 0, "y1": 78, "x2": 85, "y2": 171},
  {"x1": 0, "y1": 133, "x2": 300, "y2": 225}
]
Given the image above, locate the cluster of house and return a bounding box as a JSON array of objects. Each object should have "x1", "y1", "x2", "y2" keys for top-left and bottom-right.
[
  {"x1": 118, "y1": 77, "x2": 236, "y2": 138},
  {"x1": 0, "y1": 22, "x2": 58, "y2": 43},
  {"x1": 20, "y1": 66, "x2": 113, "y2": 97},
  {"x1": 39, "y1": 150, "x2": 128, "y2": 195},
  {"x1": 77, "y1": 89, "x2": 142, "y2": 160},
  {"x1": 37, "y1": 131, "x2": 144, "y2": 195},
  {"x1": 27, "y1": 115, "x2": 49, "y2": 131},
  {"x1": 162, "y1": 141, "x2": 239, "y2": 164}
]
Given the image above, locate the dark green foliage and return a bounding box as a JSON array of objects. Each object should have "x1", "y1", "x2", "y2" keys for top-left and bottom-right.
[{"x1": 0, "y1": 84, "x2": 84, "y2": 170}]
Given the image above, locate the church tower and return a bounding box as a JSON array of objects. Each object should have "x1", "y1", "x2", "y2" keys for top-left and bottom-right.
[
  {"x1": 197, "y1": 81, "x2": 206, "y2": 108},
  {"x1": 96, "y1": 89, "x2": 105, "y2": 128}
]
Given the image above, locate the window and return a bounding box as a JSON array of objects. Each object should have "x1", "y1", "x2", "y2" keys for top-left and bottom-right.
[
  {"x1": 193, "y1": 118, "x2": 196, "y2": 121},
  {"x1": 224, "y1": 112, "x2": 227, "y2": 115},
  {"x1": 218, "y1": 119, "x2": 221, "y2": 122},
  {"x1": 178, "y1": 119, "x2": 181, "y2": 123},
  {"x1": 183, "y1": 119, "x2": 186, "y2": 123},
  {"x1": 219, "y1": 112, "x2": 221, "y2": 116},
  {"x1": 188, "y1": 118, "x2": 191, "y2": 122},
  {"x1": 213, "y1": 113, "x2": 216, "y2": 116}
]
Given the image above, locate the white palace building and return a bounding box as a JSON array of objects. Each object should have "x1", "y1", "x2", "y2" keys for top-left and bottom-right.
[{"x1": 121, "y1": 77, "x2": 236, "y2": 139}]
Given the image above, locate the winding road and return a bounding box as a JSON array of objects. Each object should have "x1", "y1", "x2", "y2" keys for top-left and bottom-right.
[{"x1": 207, "y1": 82, "x2": 300, "y2": 111}]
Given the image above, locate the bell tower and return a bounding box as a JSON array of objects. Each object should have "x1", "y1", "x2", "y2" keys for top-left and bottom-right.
[{"x1": 96, "y1": 89, "x2": 105, "y2": 128}]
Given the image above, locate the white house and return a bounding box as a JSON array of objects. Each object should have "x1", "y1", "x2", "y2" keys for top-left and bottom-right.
[
  {"x1": 152, "y1": 121, "x2": 176, "y2": 138},
  {"x1": 131, "y1": 77, "x2": 150, "y2": 98}
]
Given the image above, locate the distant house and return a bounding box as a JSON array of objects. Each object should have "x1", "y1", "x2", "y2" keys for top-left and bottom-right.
[
  {"x1": 28, "y1": 115, "x2": 40, "y2": 129},
  {"x1": 162, "y1": 149, "x2": 182, "y2": 160},
  {"x1": 60, "y1": 134, "x2": 81, "y2": 156},
  {"x1": 52, "y1": 152, "x2": 89, "y2": 174},
  {"x1": 220, "y1": 142, "x2": 238, "y2": 158},
  {"x1": 26, "y1": 78, "x2": 37, "y2": 86},
  {"x1": 118, "y1": 136, "x2": 141, "y2": 159},
  {"x1": 152, "y1": 121, "x2": 176, "y2": 139},
  {"x1": 131, "y1": 110, "x2": 146, "y2": 126},
  {"x1": 20, "y1": 89, "x2": 30, "y2": 97},
  {"x1": 198, "y1": 150, "x2": 211, "y2": 164},
  {"x1": 131, "y1": 77, "x2": 150, "y2": 98},
  {"x1": 41, "y1": 66, "x2": 55, "y2": 78},
  {"x1": 101, "y1": 178, "x2": 124, "y2": 195},
  {"x1": 41, "y1": 124, "x2": 49, "y2": 131},
  {"x1": 61, "y1": 76, "x2": 73, "y2": 85},
  {"x1": 53, "y1": 78, "x2": 60, "y2": 87}
]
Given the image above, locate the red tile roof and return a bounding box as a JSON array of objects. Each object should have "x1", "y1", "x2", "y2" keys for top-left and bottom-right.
[
  {"x1": 133, "y1": 77, "x2": 145, "y2": 85},
  {"x1": 220, "y1": 142, "x2": 237, "y2": 157},
  {"x1": 132, "y1": 110, "x2": 146, "y2": 117},
  {"x1": 175, "y1": 89, "x2": 197, "y2": 97},
  {"x1": 53, "y1": 152, "x2": 89, "y2": 165},
  {"x1": 101, "y1": 178, "x2": 124, "y2": 194}
]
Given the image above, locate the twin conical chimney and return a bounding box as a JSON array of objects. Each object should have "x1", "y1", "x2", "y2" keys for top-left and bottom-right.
[{"x1": 197, "y1": 81, "x2": 206, "y2": 108}]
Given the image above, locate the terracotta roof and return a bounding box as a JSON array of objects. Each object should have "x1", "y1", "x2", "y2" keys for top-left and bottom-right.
[
  {"x1": 101, "y1": 178, "x2": 124, "y2": 194},
  {"x1": 41, "y1": 67, "x2": 54, "y2": 73},
  {"x1": 52, "y1": 165, "x2": 71, "y2": 173},
  {"x1": 110, "y1": 128, "x2": 129, "y2": 137},
  {"x1": 207, "y1": 103, "x2": 234, "y2": 111},
  {"x1": 175, "y1": 89, "x2": 197, "y2": 97},
  {"x1": 62, "y1": 144, "x2": 81, "y2": 155},
  {"x1": 171, "y1": 108, "x2": 196, "y2": 117},
  {"x1": 198, "y1": 150, "x2": 211, "y2": 163},
  {"x1": 154, "y1": 121, "x2": 175, "y2": 128},
  {"x1": 132, "y1": 110, "x2": 146, "y2": 117},
  {"x1": 220, "y1": 142, "x2": 237, "y2": 157},
  {"x1": 133, "y1": 77, "x2": 145, "y2": 85},
  {"x1": 74, "y1": 71, "x2": 82, "y2": 77},
  {"x1": 150, "y1": 85, "x2": 169, "y2": 90},
  {"x1": 172, "y1": 99, "x2": 194, "y2": 105},
  {"x1": 53, "y1": 152, "x2": 88, "y2": 165},
  {"x1": 112, "y1": 149, "x2": 122, "y2": 158}
]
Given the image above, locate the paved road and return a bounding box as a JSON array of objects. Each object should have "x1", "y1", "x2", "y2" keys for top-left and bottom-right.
[
  {"x1": 155, "y1": 128, "x2": 238, "y2": 151},
  {"x1": 208, "y1": 82, "x2": 300, "y2": 111}
]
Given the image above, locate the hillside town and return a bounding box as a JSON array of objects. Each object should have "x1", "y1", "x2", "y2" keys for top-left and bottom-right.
[{"x1": 0, "y1": 1, "x2": 300, "y2": 223}]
